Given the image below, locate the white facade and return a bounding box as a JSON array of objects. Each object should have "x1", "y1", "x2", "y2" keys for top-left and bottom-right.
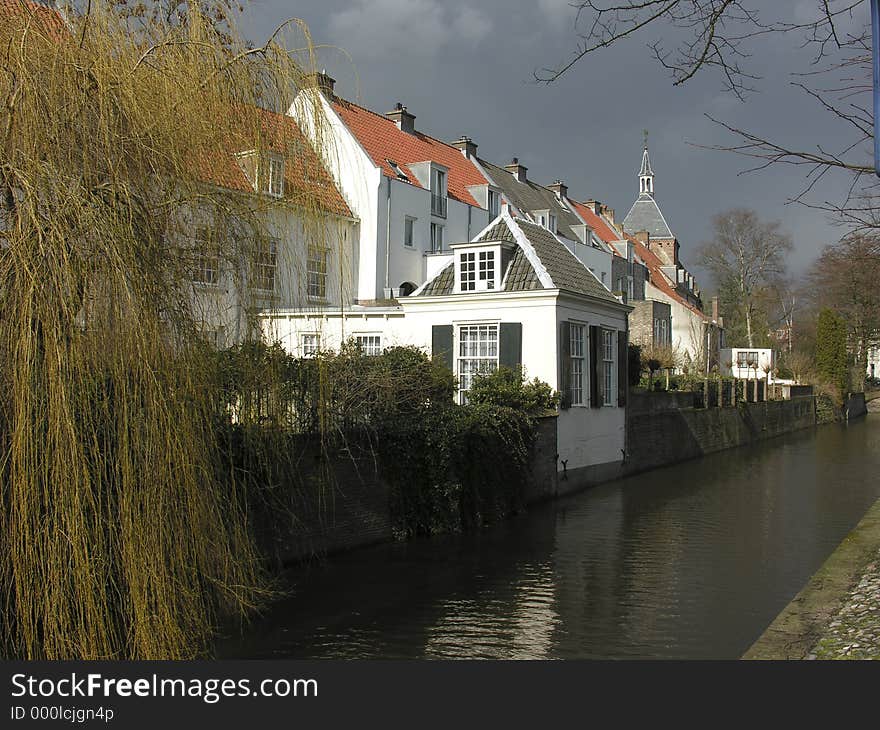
[
  {"x1": 261, "y1": 211, "x2": 630, "y2": 478},
  {"x1": 291, "y1": 90, "x2": 491, "y2": 303},
  {"x1": 186, "y1": 205, "x2": 357, "y2": 346},
  {"x1": 719, "y1": 347, "x2": 776, "y2": 380}
]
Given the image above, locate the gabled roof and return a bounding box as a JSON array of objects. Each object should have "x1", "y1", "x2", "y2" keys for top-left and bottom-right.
[
  {"x1": 477, "y1": 158, "x2": 584, "y2": 242},
  {"x1": 0, "y1": 0, "x2": 68, "y2": 39},
  {"x1": 415, "y1": 213, "x2": 622, "y2": 304},
  {"x1": 622, "y1": 194, "x2": 674, "y2": 239},
  {"x1": 330, "y1": 97, "x2": 486, "y2": 207},
  {"x1": 568, "y1": 200, "x2": 622, "y2": 247},
  {"x1": 198, "y1": 107, "x2": 351, "y2": 218},
  {"x1": 628, "y1": 235, "x2": 706, "y2": 319}
]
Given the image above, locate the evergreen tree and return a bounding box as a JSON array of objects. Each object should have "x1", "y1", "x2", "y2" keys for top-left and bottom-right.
[{"x1": 815, "y1": 309, "x2": 850, "y2": 401}]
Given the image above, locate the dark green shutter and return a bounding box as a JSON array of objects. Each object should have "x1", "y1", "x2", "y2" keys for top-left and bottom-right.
[
  {"x1": 590, "y1": 325, "x2": 602, "y2": 408},
  {"x1": 618, "y1": 329, "x2": 628, "y2": 407},
  {"x1": 559, "y1": 321, "x2": 571, "y2": 409},
  {"x1": 432, "y1": 325, "x2": 453, "y2": 371},
  {"x1": 499, "y1": 322, "x2": 522, "y2": 371}
]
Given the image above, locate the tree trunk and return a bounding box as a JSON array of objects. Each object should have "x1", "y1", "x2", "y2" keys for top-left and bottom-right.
[{"x1": 745, "y1": 301, "x2": 754, "y2": 347}]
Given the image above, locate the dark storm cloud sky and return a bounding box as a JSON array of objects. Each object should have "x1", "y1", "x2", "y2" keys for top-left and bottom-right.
[{"x1": 239, "y1": 0, "x2": 868, "y2": 286}]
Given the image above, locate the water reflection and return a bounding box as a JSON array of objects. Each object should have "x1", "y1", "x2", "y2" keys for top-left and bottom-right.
[{"x1": 222, "y1": 417, "x2": 880, "y2": 659}]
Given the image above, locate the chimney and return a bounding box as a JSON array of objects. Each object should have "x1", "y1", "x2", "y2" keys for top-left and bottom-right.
[
  {"x1": 452, "y1": 136, "x2": 478, "y2": 159},
  {"x1": 548, "y1": 180, "x2": 568, "y2": 200},
  {"x1": 386, "y1": 102, "x2": 416, "y2": 134},
  {"x1": 711, "y1": 296, "x2": 719, "y2": 322},
  {"x1": 584, "y1": 200, "x2": 601, "y2": 215},
  {"x1": 303, "y1": 70, "x2": 336, "y2": 96},
  {"x1": 504, "y1": 157, "x2": 528, "y2": 183},
  {"x1": 601, "y1": 205, "x2": 615, "y2": 224}
]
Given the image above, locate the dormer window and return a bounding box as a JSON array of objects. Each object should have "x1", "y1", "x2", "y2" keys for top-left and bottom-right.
[
  {"x1": 458, "y1": 249, "x2": 496, "y2": 292},
  {"x1": 266, "y1": 156, "x2": 284, "y2": 197},
  {"x1": 533, "y1": 211, "x2": 556, "y2": 232},
  {"x1": 235, "y1": 150, "x2": 284, "y2": 197},
  {"x1": 431, "y1": 167, "x2": 447, "y2": 217},
  {"x1": 488, "y1": 189, "x2": 500, "y2": 218}
]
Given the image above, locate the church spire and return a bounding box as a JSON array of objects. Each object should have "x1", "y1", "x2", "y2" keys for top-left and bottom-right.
[{"x1": 639, "y1": 130, "x2": 654, "y2": 197}]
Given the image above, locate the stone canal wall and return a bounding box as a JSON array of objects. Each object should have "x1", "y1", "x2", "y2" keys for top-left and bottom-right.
[
  {"x1": 622, "y1": 395, "x2": 817, "y2": 476},
  {"x1": 272, "y1": 399, "x2": 818, "y2": 563}
]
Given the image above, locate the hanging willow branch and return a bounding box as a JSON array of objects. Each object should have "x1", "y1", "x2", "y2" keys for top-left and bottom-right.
[{"x1": 0, "y1": 1, "x2": 341, "y2": 659}]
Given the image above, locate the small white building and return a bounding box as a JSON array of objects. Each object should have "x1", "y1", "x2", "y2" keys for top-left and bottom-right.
[
  {"x1": 262, "y1": 211, "x2": 632, "y2": 487},
  {"x1": 719, "y1": 348, "x2": 776, "y2": 380}
]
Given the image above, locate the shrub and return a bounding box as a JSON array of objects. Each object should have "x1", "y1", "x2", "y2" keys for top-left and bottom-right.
[{"x1": 466, "y1": 367, "x2": 558, "y2": 415}]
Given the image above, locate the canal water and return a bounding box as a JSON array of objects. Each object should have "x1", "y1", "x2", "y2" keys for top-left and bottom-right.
[{"x1": 224, "y1": 416, "x2": 880, "y2": 659}]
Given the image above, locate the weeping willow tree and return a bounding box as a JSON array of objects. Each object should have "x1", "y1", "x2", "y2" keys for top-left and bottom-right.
[{"x1": 0, "y1": 1, "x2": 342, "y2": 659}]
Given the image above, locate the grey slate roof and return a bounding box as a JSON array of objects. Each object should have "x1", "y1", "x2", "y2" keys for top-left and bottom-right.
[
  {"x1": 513, "y1": 218, "x2": 619, "y2": 302},
  {"x1": 419, "y1": 260, "x2": 455, "y2": 295},
  {"x1": 414, "y1": 215, "x2": 620, "y2": 304},
  {"x1": 476, "y1": 220, "x2": 516, "y2": 243},
  {"x1": 622, "y1": 194, "x2": 674, "y2": 239},
  {"x1": 477, "y1": 158, "x2": 584, "y2": 242}
]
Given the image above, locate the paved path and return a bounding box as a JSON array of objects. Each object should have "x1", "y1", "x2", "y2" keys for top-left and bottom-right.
[
  {"x1": 809, "y1": 549, "x2": 880, "y2": 660},
  {"x1": 744, "y1": 495, "x2": 880, "y2": 660}
]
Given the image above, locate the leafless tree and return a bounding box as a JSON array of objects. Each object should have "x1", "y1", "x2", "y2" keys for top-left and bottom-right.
[
  {"x1": 538, "y1": 2, "x2": 880, "y2": 227},
  {"x1": 807, "y1": 231, "x2": 880, "y2": 386},
  {"x1": 698, "y1": 208, "x2": 792, "y2": 347}
]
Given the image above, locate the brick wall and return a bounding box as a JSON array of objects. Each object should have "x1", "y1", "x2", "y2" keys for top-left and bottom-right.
[{"x1": 629, "y1": 300, "x2": 671, "y2": 348}]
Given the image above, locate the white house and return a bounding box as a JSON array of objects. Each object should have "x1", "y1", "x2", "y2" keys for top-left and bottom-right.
[
  {"x1": 291, "y1": 73, "x2": 492, "y2": 304},
  {"x1": 183, "y1": 105, "x2": 357, "y2": 346},
  {"x1": 262, "y1": 211, "x2": 632, "y2": 487},
  {"x1": 719, "y1": 347, "x2": 776, "y2": 380}
]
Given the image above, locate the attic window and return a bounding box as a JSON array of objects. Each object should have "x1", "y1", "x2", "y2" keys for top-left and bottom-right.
[
  {"x1": 387, "y1": 159, "x2": 409, "y2": 181},
  {"x1": 459, "y1": 250, "x2": 495, "y2": 292},
  {"x1": 266, "y1": 156, "x2": 284, "y2": 197}
]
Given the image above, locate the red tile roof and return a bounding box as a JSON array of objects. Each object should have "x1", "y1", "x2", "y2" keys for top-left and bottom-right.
[
  {"x1": 569, "y1": 200, "x2": 621, "y2": 246},
  {"x1": 0, "y1": 0, "x2": 68, "y2": 40},
  {"x1": 331, "y1": 97, "x2": 486, "y2": 208},
  {"x1": 628, "y1": 235, "x2": 707, "y2": 319},
  {"x1": 197, "y1": 107, "x2": 352, "y2": 218}
]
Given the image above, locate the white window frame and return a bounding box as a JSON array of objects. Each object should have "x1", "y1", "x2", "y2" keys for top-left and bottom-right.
[
  {"x1": 548, "y1": 213, "x2": 557, "y2": 233},
  {"x1": 266, "y1": 156, "x2": 284, "y2": 197},
  {"x1": 191, "y1": 227, "x2": 219, "y2": 286},
  {"x1": 488, "y1": 189, "x2": 500, "y2": 218},
  {"x1": 430, "y1": 222, "x2": 444, "y2": 253},
  {"x1": 253, "y1": 237, "x2": 278, "y2": 293},
  {"x1": 570, "y1": 323, "x2": 586, "y2": 406},
  {"x1": 307, "y1": 245, "x2": 328, "y2": 299},
  {"x1": 460, "y1": 251, "x2": 476, "y2": 292},
  {"x1": 404, "y1": 216, "x2": 416, "y2": 248},
  {"x1": 457, "y1": 323, "x2": 499, "y2": 404},
  {"x1": 477, "y1": 250, "x2": 495, "y2": 291},
  {"x1": 300, "y1": 333, "x2": 320, "y2": 358},
  {"x1": 602, "y1": 328, "x2": 615, "y2": 406},
  {"x1": 353, "y1": 334, "x2": 382, "y2": 356}
]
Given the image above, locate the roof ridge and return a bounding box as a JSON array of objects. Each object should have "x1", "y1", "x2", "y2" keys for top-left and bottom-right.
[{"x1": 332, "y1": 94, "x2": 467, "y2": 155}]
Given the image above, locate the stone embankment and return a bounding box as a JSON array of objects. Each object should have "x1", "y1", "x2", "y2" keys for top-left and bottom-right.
[
  {"x1": 809, "y1": 549, "x2": 880, "y2": 659},
  {"x1": 744, "y1": 494, "x2": 880, "y2": 660}
]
